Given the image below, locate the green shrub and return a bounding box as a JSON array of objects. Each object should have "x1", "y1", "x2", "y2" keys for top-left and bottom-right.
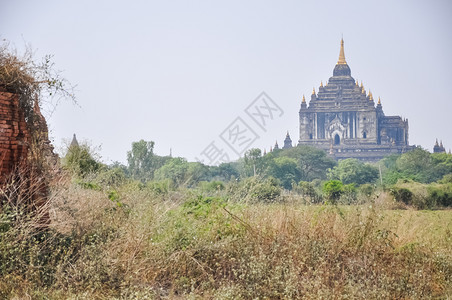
[
  {"x1": 390, "y1": 182, "x2": 439, "y2": 209},
  {"x1": 439, "y1": 173, "x2": 452, "y2": 184},
  {"x1": 427, "y1": 184, "x2": 452, "y2": 207},
  {"x1": 390, "y1": 187, "x2": 413, "y2": 206},
  {"x1": 229, "y1": 177, "x2": 282, "y2": 203},
  {"x1": 94, "y1": 167, "x2": 127, "y2": 187},
  {"x1": 359, "y1": 184, "x2": 375, "y2": 198},
  {"x1": 62, "y1": 144, "x2": 102, "y2": 177},
  {"x1": 198, "y1": 180, "x2": 225, "y2": 194},
  {"x1": 340, "y1": 183, "x2": 357, "y2": 204},
  {"x1": 146, "y1": 179, "x2": 173, "y2": 195},
  {"x1": 322, "y1": 180, "x2": 344, "y2": 204},
  {"x1": 296, "y1": 181, "x2": 322, "y2": 203}
]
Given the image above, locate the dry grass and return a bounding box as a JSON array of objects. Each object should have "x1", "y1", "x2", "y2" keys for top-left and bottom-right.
[{"x1": 1, "y1": 176, "x2": 451, "y2": 299}]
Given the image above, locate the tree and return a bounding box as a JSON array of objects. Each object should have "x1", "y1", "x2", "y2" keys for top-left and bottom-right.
[
  {"x1": 279, "y1": 146, "x2": 336, "y2": 181},
  {"x1": 327, "y1": 158, "x2": 378, "y2": 185},
  {"x1": 381, "y1": 148, "x2": 452, "y2": 184},
  {"x1": 431, "y1": 152, "x2": 452, "y2": 181},
  {"x1": 63, "y1": 143, "x2": 101, "y2": 177},
  {"x1": 216, "y1": 162, "x2": 240, "y2": 181},
  {"x1": 244, "y1": 148, "x2": 263, "y2": 177},
  {"x1": 265, "y1": 156, "x2": 301, "y2": 189},
  {"x1": 154, "y1": 157, "x2": 189, "y2": 186},
  {"x1": 395, "y1": 147, "x2": 435, "y2": 183},
  {"x1": 186, "y1": 162, "x2": 210, "y2": 186},
  {"x1": 127, "y1": 140, "x2": 156, "y2": 181}
]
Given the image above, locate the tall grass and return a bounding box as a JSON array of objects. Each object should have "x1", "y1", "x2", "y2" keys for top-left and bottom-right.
[{"x1": 0, "y1": 173, "x2": 451, "y2": 299}]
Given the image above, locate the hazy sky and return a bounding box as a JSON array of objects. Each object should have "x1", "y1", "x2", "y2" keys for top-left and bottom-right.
[{"x1": 1, "y1": 0, "x2": 451, "y2": 164}]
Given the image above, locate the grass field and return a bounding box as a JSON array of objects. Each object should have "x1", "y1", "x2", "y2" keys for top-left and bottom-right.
[{"x1": 1, "y1": 181, "x2": 451, "y2": 299}]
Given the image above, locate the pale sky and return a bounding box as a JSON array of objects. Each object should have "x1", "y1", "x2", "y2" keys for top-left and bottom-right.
[{"x1": 1, "y1": 0, "x2": 451, "y2": 164}]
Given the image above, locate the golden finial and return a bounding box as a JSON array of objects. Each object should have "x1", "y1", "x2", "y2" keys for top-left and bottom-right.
[
  {"x1": 378, "y1": 97, "x2": 381, "y2": 105},
  {"x1": 320, "y1": 81, "x2": 323, "y2": 87},
  {"x1": 312, "y1": 87, "x2": 315, "y2": 95},
  {"x1": 337, "y1": 38, "x2": 347, "y2": 65},
  {"x1": 356, "y1": 80, "x2": 359, "y2": 86},
  {"x1": 360, "y1": 81, "x2": 363, "y2": 88},
  {"x1": 302, "y1": 94, "x2": 306, "y2": 103},
  {"x1": 368, "y1": 90, "x2": 373, "y2": 101}
]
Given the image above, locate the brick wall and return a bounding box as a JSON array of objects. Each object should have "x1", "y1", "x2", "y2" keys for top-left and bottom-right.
[{"x1": 0, "y1": 89, "x2": 30, "y2": 181}]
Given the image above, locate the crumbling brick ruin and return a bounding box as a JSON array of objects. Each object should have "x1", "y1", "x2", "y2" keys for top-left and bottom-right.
[
  {"x1": 0, "y1": 86, "x2": 56, "y2": 226},
  {"x1": 0, "y1": 86, "x2": 30, "y2": 180}
]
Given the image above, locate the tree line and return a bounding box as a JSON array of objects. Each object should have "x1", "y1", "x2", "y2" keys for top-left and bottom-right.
[{"x1": 62, "y1": 139, "x2": 452, "y2": 208}]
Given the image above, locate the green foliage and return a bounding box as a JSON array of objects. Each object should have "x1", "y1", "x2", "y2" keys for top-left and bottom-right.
[
  {"x1": 328, "y1": 158, "x2": 379, "y2": 185},
  {"x1": 154, "y1": 157, "x2": 189, "y2": 186},
  {"x1": 340, "y1": 183, "x2": 357, "y2": 204},
  {"x1": 427, "y1": 184, "x2": 452, "y2": 207},
  {"x1": 152, "y1": 159, "x2": 212, "y2": 188},
  {"x1": 127, "y1": 140, "x2": 157, "y2": 181},
  {"x1": 322, "y1": 180, "x2": 344, "y2": 204},
  {"x1": 431, "y1": 152, "x2": 452, "y2": 180},
  {"x1": 283, "y1": 146, "x2": 336, "y2": 181},
  {"x1": 295, "y1": 181, "x2": 322, "y2": 203},
  {"x1": 439, "y1": 173, "x2": 452, "y2": 184},
  {"x1": 215, "y1": 162, "x2": 240, "y2": 181},
  {"x1": 265, "y1": 156, "x2": 301, "y2": 189},
  {"x1": 62, "y1": 143, "x2": 102, "y2": 177},
  {"x1": 146, "y1": 179, "x2": 173, "y2": 195},
  {"x1": 76, "y1": 179, "x2": 101, "y2": 190},
  {"x1": 390, "y1": 187, "x2": 414, "y2": 206},
  {"x1": 390, "y1": 181, "x2": 452, "y2": 209},
  {"x1": 186, "y1": 162, "x2": 210, "y2": 185},
  {"x1": 358, "y1": 184, "x2": 376, "y2": 201},
  {"x1": 395, "y1": 148, "x2": 436, "y2": 183},
  {"x1": 230, "y1": 176, "x2": 282, "y2": 203},
  {"x1": 198, "y1": 180, "x2": 225, "y2": 194},
  {"x1": 243, "y1": 148, "x2": 264, "y2": 177},
  {"x1": 94, "y1": 166, "x2": 127, "y2": 187},
  {"x1": 381, "y1": 149, "x2": 452, "y2": 185}
]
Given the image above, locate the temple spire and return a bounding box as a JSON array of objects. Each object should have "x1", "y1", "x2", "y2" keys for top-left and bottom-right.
[
  {"x1": 70, "y1": 134, "x2": 79, "y2": 148},
  {"x1": 337, "y1": 38, "x2": 347, "y2": 65},
  {"x1": 302, "y1": 94, "x2": 306, "y2": 103}
]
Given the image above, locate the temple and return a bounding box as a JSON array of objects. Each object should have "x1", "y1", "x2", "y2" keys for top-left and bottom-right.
[{"x1": 296, "y1": 39, "x2": 414, "y2": 161}]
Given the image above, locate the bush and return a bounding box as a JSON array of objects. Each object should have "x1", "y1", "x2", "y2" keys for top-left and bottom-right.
[
  {"x1": 296, "y1": 181, "x2": 322, "y2": 203},
  {"x1": 146, "y1": 179, "x2": 173, "y2": 195},
  {"x1": 390, "y1": 181, "x2": 440, "y2": 210},
  {"x1": 427, "y1": 184, "x2": 452, "y2": 207},
  {"x1": 229, "y1": 177, "x2": 282, "y2": 203},
  {"x1": 390, "y1": 187, "x2": 413, "y2": 206},
  {"x1": 340, "y1": 183, "x2": 357, "y2": 204},
  {"x1": 322, "y1": 180, "x2": 344, "y2": 204},
  {"x1": 94, "y1": 167, "x2": 127, "y2": 187},
  {"x1": 62, "y1": 144, "x2": 102, "y2": 177},
  {"x1": 198, "y1": 180, "x2": 225, "y2": 194}
]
